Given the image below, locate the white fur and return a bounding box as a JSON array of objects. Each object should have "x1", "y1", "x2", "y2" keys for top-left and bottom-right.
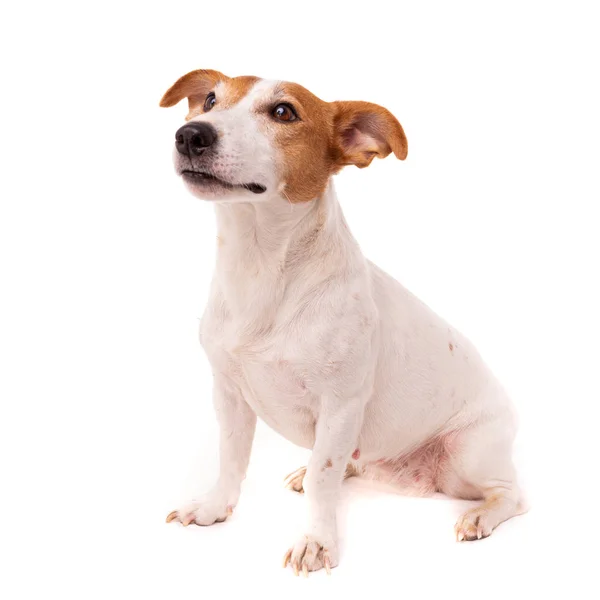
[{"x1": 166, "y1": 80, "x2": 524, "y2": 574}]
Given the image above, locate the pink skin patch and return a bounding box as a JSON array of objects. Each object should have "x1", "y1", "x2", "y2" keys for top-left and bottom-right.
[
  {"x1": 366, "y1": 429, "x2": 469, "y2": 497},
  {"x1": 352, "y1": 448, "x2": 360, "y2": 460}
]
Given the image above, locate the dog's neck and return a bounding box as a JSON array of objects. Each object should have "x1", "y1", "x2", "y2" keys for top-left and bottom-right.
[
  {"x1": 214, "y1": 180, "x2": 356, "y2": 272},
  {"x1": 212, "y1": 180, "x2": 362, "y2": 335}
]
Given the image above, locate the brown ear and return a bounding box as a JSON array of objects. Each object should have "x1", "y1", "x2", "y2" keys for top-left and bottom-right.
[
  {"x1": 159, "y1": 69, "x2": 229, "y2": 117},
  {"x1": 331, "y1": 101, "x2": 408, "y2": 168}
]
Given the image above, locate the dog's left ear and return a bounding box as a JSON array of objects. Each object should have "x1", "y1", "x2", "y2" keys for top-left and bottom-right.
[
  {"x1": 159, "y1": 69, "x2": 228, "y2": 118},
  {"x1": 331, "y1": 101, "x2": 408, "y2": 168}
]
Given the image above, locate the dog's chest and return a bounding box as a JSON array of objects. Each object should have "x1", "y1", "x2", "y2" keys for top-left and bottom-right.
[
  {"x1": 199, "y1": 238, "x2": 374, "y2": 448},
  {"x1": 200, "y1": 288, "x2": 323, "y2": 449}
]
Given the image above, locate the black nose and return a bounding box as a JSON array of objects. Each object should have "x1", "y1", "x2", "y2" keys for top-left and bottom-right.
[{"x1": 175, "y1": 122, "x2": 217, "y2": 156}]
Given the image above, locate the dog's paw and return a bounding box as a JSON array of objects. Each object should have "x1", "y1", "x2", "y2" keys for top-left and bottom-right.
[
  {"x1": 166, "y1": 495, "x2": 233, "y2": 527},
  {"x1": 455, "y1": 507, "x2": 494, "y2": 541},
  {"x1": 284, "y1": 466, "x2": 307, "y2": 494},
  {"x1": 283, "y1": 535, "x2": 338, "y2": 576}
]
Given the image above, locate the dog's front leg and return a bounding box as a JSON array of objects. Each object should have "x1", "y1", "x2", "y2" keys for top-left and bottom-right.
[
  {"x1": 284, "y1": 394, "x2": 364, "y2": 576},
  {"x1": 166, "y1": 376, "x2": 256, "y2": 526}
]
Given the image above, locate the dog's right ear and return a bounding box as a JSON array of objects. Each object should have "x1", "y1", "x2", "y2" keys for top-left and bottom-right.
[{"x1": 159, "y1": 69, "x2": 229, "y2": 118}]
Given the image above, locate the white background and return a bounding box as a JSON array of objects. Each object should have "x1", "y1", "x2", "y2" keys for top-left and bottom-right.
[{"x1": 1, "y1": 1, "x2": 599, "y2": 598}]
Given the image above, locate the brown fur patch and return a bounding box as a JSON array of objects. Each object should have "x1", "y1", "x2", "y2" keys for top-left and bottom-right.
[
  {"x1": 187, "y1": 76, "x2": 260, "y2": 119},
  {"x1": 345, "y1": 463, "x2": 359, "y2": 478},
  {"x1": 160, "y1": 71, "x2": 260, "y2": 120},
  {"x1": 321, "y1": 458, "x2": 333, "y2": 472},
  {"x1": 159, "y1": 69, "x2": 228, "y2": 118},
  {"x1": 449, "y1": 342, "x2": 454, "y2": 353},
  {"x1": 219, "y1": 76, "x2": 260, "y2": 108},
  {"x1": 268, "y1": 82, "x2": 337, "y2": 204},
  {"x1": 268, "y1": 83, "x2": 408, "y2": 203}
]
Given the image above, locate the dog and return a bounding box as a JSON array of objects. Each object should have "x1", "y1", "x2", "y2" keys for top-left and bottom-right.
[{"x1": 160, "y1": 70, "x2": 525, "y2": 576}]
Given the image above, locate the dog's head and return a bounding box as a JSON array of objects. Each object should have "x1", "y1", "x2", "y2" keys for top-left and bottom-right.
[{"x1": 160, "y1": 70, "x2": 407, "y2": 203}]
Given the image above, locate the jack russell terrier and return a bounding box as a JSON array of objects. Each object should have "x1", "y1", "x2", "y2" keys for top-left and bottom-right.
[{"x1": 160, "y1": 70, "x2": 525, "y2": 576}]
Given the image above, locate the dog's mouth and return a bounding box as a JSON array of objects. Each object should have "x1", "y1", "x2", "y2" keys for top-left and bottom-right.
[{"x1": 181, "y1": 170, "x2": 266, "y2": 194}]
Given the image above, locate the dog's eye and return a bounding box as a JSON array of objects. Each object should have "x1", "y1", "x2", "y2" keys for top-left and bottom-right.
[
  {"x1": 204, "y1": 92, "x2": 216, "y2": 112},
  {"x1": 272, "y1": 104, "x2": 298, "y2": 122}
]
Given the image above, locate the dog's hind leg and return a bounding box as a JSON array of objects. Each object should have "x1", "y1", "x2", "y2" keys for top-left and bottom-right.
[{"x1": 438, "y1": 411, "x2": 526, "y2": 541}]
